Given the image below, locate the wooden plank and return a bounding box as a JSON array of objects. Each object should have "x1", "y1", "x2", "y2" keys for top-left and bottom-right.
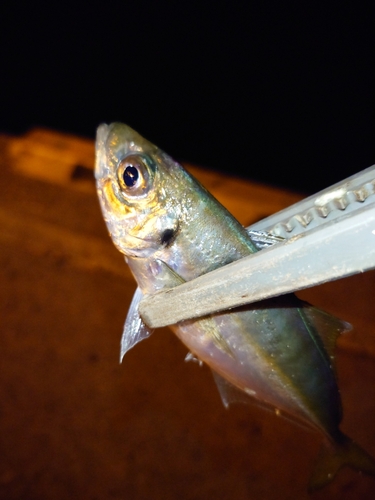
[{"x1": 1, "y1": 129, "x2": 375, "y2": 499}]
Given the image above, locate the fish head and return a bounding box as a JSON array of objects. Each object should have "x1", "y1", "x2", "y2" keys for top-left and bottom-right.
[{"x1": 95, "y1": 122, "x2": 186, "y2": 258}]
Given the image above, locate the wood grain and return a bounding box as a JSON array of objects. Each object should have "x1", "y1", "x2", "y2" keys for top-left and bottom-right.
[{"x1": 1, "y1": 128, "x2": 374, "y2": 499}]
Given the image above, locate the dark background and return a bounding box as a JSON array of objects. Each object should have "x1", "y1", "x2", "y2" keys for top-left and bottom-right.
[{"x1": 1, "y1": 2, "x2": 374, "y2": 193}]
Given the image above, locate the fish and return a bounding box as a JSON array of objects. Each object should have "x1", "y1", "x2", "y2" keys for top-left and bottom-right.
[{"x1": 95, "y1": 122, "x2": 375, "y2": 490}]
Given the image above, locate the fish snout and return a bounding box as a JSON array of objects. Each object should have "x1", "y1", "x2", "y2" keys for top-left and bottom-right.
[{"x1": 95, "y1": 123, "x2": 110, "y2": 180}]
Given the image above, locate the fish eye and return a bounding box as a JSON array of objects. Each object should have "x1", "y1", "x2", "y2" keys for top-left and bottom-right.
[{"x1": 117, "y1": 155, "x2": 151, "y2": 197}]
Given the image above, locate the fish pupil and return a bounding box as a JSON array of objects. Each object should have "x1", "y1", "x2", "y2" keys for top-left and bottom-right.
[{"x1": 123, "y1": 166, "x2": 139, "y2": 187}]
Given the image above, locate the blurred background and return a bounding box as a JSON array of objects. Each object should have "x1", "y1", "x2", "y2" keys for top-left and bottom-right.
[{"x1": 1, "y1": 1, "x2": 374, "y2": 193}]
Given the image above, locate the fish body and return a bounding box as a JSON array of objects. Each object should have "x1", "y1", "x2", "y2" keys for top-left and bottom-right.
[{"x1": 95, "y1": 122, "x2": 375, "y2": 489}]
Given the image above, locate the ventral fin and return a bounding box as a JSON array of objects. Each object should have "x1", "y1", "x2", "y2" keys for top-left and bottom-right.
[
  {"x1": 185, "y1": 352, "x2": 203, "y2": 366},
  {"x1": 301, "y1": 304, "x2": 351, "y2": 360},
  {"x1": 120, "y1": 287, "x2": 153, "y2": 363},
  {"x1": 211, "y1": 370, "x2": 257, "y2": 409},
  {"x1": 211, "y1": 371, "x2": 316, "y2": 433}
]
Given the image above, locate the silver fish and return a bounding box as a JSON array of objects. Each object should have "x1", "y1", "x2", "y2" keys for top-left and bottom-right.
[{"x1": 95, "y1": 122, "x2": 375, "y2": 490}]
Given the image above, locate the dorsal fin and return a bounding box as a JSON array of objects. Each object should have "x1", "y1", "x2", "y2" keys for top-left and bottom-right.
[{"x1": 300, "y1": 304, "x2": 351, "y2": 360}]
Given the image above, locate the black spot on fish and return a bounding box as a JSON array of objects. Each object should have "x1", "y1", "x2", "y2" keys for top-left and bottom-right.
[{"x1": 160, "y1": 228, "x2": 176, "y2": 246}]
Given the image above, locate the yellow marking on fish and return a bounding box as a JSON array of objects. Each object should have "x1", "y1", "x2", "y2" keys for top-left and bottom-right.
[{"x1": 102, "y1": 179, "x2": 129, "y2": 217}]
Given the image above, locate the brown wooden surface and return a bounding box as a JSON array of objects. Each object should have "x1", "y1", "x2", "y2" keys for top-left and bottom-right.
[{"x1": 1, "y1": 129, "x2": 374, "y2": 499}]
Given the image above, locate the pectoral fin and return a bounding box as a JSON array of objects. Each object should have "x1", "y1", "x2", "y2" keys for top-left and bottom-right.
[
  {"x1": 121, "y1": 259, "x2": 183, "y2": 362},
  {"x1": 153, "y1": 259, "x2": 185, "y2": 287},
  {"x1": 155, "y1": 260, "x2": 233, "y2": 355},
  {"x1": 120, "y1": 287, "x2": 153, "y2": 362}
]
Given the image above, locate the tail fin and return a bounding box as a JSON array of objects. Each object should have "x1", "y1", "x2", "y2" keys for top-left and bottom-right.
[{"x1": 309, "y1": 434, "x2": 375, "y2": 491}]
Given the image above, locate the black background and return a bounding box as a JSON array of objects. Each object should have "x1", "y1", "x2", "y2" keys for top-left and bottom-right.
[{"x1": 1, "y1": 2, "x2": 374, "y2": 193}]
